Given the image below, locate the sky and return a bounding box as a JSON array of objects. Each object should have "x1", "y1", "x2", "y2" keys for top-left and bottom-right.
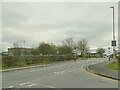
[{"x1": 1, "y1": 1, "x2": 119, "y2": 52}]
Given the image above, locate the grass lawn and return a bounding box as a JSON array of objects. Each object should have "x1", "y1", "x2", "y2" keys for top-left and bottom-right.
[{"x1": 107, "y1": 60, "x2": 120, "y2": 70}]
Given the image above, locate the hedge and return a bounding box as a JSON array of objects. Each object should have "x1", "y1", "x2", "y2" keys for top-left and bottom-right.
[{"x1": 2, "y1": 55, "x2": 73, "y2": 69}]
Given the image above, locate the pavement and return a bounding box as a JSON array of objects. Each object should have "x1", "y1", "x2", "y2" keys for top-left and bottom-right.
[{"x1": 86, "y1": 59, "x2": 119, "y2": 81}]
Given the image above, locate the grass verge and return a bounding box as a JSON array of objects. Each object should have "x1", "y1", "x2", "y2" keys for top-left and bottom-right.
[{"x1": 107, "y1": 61, "x2": 120, "y2": 70}]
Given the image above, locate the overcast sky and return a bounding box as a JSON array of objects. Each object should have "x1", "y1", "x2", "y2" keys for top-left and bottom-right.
[{"x1": 1, "y1": 2, "x2": 119, "y2": 52}]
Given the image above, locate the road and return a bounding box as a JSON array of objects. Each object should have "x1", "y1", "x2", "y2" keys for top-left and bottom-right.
[{"x1": 2, "y1": 58, "x2": 118, "y2": 89}]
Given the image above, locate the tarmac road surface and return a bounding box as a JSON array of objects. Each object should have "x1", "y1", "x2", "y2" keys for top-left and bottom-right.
[{"x1": 2, "y1": 58, "x2": 118, "y2": 89}]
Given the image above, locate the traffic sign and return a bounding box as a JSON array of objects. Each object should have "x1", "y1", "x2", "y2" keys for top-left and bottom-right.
[{"x1": 111, "y1": 40, "x2": 116, "y2": 46}]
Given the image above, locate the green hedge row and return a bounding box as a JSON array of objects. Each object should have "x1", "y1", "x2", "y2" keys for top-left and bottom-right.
[{"x1": 2, "y1": 55, "x2": 73, "y2": 69}]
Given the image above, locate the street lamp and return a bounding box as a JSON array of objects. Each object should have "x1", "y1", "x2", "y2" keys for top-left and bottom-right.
[{"x1": 110, "y1": 6, "x2": 116, "y2": 58}]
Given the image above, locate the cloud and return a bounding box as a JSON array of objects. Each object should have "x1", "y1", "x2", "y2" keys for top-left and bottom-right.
[{"x1": 2, "y1": 2, "x2": 118, "y2": 51}]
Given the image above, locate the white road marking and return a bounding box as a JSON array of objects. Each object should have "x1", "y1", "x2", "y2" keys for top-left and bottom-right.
[
  {"x1": 19, "y1": 82, "x2": 30, "y2": 86},
  {"x1": 27, "y1": 84, "x2": 36, "y2": 87},
  {"x1": 29, "y1": 70, "x2": 36, "y2": 72},
  {"x1": 39, "y1": 84, "x2": 56, "y2": 88},
  {"x1": 8, "y1": 86, "x2": 14, "y2": 88},
  {"x1": 60, "y1": 71, "x2": 65, "y2": 73},
  {"x1": 54, "y1": 72, "x2": 60, "y2": 74},
  {"x1": 45, "y1": 86, "x2": 55, "y2": 88},
  {"x1": 19, "y1": 83, "x2": 26, "y2": 86},
  {"x1": 61, "y1": 70, "x2": 68, "y2": 73},
  {"x1": 81, "y1": 66, "x2": 84, "y2": 70},
  {"x1": 25, "y1": 82, "x2": 30, "y2": 84},
  {"x1": 54, "y1": 70, "x2": 69, "y2": 74}
]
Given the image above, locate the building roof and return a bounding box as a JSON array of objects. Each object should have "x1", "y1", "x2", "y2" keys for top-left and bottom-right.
[
  {"x1": 89, "y1": 49, "x2": 97, "y2": 54},
  {"x1": 8, "y1": 48, "x2": 32, "y2": 50}
]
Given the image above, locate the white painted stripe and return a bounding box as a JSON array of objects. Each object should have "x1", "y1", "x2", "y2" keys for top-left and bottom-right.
[
  {"x1": 54, "y1": 72, "x2": 60, "y2": 74},
  {"x1": 28, "y1": 84, "x2": 36, "y2": 87},
  {"x1": 19, "y1": 83, "x2": 26, "y2": 85},
  {"x1": 19, "y1": 82, "x2": 30, "y2": 85},
  {"x1": 61, "y1": 70, "x2": 69, "y2": 73},
  {"x1": 81, "y1": 66, "x2": 84, "y2": 70},
  {"x1": 25, "y1": 82, "x2": 30, "y2": 84},
  {"x1": 61, "y1": 71, "x2": 65, "y2": 73},
  {"x1": 8, "y1": 86, "x2": 14, "y2": 88},
  {"x1": 29, "y1": 70, "x2": 36, "y2": 72},
  {"x1": 39, "y1": 84, "x2": 56, "y2": 88}
]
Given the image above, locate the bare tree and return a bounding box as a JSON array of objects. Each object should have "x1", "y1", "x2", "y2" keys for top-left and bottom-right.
[
  {"x1": 13, "y1": 42, "x2": 19, "y2": 48},
  {"x1": 62, "y1": 38, "x2": 76, "y2": 49},
  {"x1": 77, "y1": 39, "x2": 89, "y2": 57}
]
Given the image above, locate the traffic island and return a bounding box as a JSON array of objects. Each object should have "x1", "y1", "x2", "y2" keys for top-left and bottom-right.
[{"x1": 86, "y1": 60, "x2": 120, "y2": 81}]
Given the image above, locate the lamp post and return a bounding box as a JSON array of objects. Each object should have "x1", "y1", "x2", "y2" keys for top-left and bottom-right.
[
  {"x1": 110, "y1": 6, "x2": 116, "y2": 58},
  {"x1": 23, "y1": 41, "x2": 26, "y2": 56}
]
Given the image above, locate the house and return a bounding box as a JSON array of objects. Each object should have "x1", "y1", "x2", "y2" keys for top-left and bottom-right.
[
  {"x1": 1, "y1": 51, "x2": 9, "y2": 56},
  {"x1": 88, "y1": 49, "x2": 99, "y2": 57},
  {"x1": 8, "y1": 48, "x2": 32, "y2": 56}
]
